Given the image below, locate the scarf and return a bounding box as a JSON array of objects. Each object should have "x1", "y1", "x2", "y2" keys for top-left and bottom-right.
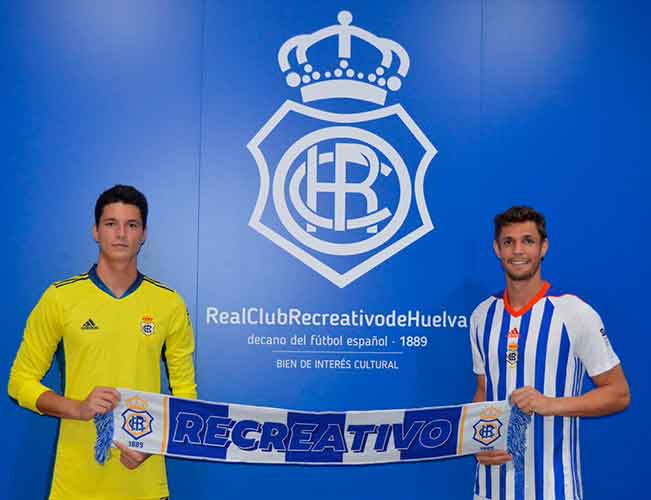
[{"x1": 95, "y1": 389, "x2": 528, "y2": 469}]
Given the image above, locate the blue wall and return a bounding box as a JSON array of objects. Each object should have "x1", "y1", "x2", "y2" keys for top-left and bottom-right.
[{"x1": 2, "y1": 1, "x2": 648, "y2": 499}]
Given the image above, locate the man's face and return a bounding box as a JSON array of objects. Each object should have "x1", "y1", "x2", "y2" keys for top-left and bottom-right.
[
  {"x1": 93, "y1": 202, "x2": 146, "y2": 263},
  {"x1": 493, "y1": 221, "x2": 548, "y2": 282}
]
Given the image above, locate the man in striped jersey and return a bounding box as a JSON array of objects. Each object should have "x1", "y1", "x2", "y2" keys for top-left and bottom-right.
[{"x1": 470, "y1": 206, "x2": 630, "y2": 500}]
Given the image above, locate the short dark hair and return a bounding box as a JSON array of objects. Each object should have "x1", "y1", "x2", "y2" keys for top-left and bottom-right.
[
  {"x1": 95, "y1": 185, "x2": 148, "y2": 228},
  {"x1": 494, "y1": 206, "x2": 546, "y2": 241}
]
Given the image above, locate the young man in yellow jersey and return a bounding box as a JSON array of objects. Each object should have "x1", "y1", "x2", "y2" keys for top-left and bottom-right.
[{"x1": 8, "y1": 185, "x2": 197, "y2": 500}]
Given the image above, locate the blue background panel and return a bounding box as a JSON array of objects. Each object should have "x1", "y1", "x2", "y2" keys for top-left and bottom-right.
[{"x1": 1, "y1": 1, "x2": 648, "y2": 499}]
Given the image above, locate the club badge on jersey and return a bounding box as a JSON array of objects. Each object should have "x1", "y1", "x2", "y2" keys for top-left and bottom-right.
[
  {"x1": 141, "y1": 315, "x2": 155, "y2": 336},
  {"x1": 507, "y1": 327, "x2": 520, "y2": 367}
]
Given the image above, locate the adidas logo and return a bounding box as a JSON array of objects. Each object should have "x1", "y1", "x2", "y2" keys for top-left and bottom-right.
[{"x1": 81, "y1": 318, "x2": 99, "y2": 331}]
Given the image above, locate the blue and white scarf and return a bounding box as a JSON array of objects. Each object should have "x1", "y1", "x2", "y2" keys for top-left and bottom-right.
[{"x1": 95, "y1": 389, "x2": 528, "y2": 468}]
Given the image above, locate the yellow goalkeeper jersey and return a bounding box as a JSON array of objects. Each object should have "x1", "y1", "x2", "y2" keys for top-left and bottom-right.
[{"x1": 8, "y1": 265, "x2": 197, "y2": 500}]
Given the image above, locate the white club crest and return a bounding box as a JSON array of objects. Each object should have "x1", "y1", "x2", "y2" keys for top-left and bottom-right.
[{"x1": 248, "y1": 11, "x2": 437, "y2": 287}]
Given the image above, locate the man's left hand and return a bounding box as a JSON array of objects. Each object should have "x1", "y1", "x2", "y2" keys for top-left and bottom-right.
[
  {"x1": 510, "y1": 386, "x2": 557, "y2": 416},
  {"x1": 113, "y1": 441, "x2": 151, "y2": 470}
]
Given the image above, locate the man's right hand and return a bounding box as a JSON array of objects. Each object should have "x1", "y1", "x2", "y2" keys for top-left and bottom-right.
[
  {"x1": 76, "y1": 387, "x2": 120, "y2": 420},
  {"x1": 475, "y1": 450, "x2": 512, "y2": 465},
  {"x1": 36, "y1": 387, "x2": 120, "y2": 420}
]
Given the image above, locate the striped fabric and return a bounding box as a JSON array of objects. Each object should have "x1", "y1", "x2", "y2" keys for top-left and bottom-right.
[
  {"x1": 470, "y1": 284, "x2": 620, "y2": 500},
  {"x1": 95, "y1": 389, "x2": 530, "y2": 467}
]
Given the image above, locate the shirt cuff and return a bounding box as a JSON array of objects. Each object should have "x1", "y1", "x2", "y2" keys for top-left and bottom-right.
[{"x1": 18, "y1": 381, "x2": 52, "y2": 414}]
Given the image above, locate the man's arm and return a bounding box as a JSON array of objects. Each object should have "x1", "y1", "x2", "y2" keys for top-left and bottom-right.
[
  {"x1": 164, "y1": 297, "x2": 197, "y2": 399},
  {"x1": 510, "y1": 364, "x2": 630, "y2": 417},
  {"x1": 8, "y1": 286, "x2": 65, "y2": 413},
  {"x1": 472, "y1": 373, "x2": 486, "y2": 403},
  {"x1": 9, "y1": 286, "x2": 121, "y2": 420},
  {"x1": 515, "y1": 297, "x2": 631, "y2": 417}
]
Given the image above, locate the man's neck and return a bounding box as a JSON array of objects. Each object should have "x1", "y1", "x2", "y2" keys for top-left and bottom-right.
[
  {"x1": 505, "y1": 275, "x2": 546, "y2": 311},
  {"x1": 96, "y1": 257, "x2": 138, "y2": 298}
]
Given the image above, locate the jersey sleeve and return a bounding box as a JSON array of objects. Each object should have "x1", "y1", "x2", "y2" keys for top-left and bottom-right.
[
  {"x1": 7, "y1": 286, "x2": 64, "y2": 413},
  {"x1": 164, "y1": 294, "x2": 197, "y2": 400},
  {"x1": 469, "y1": 309, "x2": 485, "y2": 375},
  {"x1": 566, "y1": 298, "x2": 620, "y2": 378}
]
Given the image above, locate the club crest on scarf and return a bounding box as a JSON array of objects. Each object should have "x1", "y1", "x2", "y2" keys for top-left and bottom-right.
[
  {"x1": 248, "y1": 11, "x2": 437, "y2": 288},
  {"x1": 121, "y1": 396, "x2": 154, "y2": 440},
  {"x1": 472, "y1": 406, "x2": 503, "y2": 447}
]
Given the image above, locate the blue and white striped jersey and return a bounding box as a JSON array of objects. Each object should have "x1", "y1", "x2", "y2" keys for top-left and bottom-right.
[{"x1": 470, "y1": 282, "x2": 619, "y2": 500}]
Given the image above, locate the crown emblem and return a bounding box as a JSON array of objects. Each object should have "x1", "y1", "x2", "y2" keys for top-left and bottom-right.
[
  {"x1": 479, "y1": 406, "x2": 503, "y2": 420},
  {"x1": 278, "y1": 11, "x2": 410, "y2": 105},
  {"x1": 125, "y1": 396, "x2": 148, "y2": 412}
]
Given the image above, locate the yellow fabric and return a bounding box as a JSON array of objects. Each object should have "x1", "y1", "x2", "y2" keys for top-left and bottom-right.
[{"x1": 8, "y1": 272, "x2": 197, "y2": 500}]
